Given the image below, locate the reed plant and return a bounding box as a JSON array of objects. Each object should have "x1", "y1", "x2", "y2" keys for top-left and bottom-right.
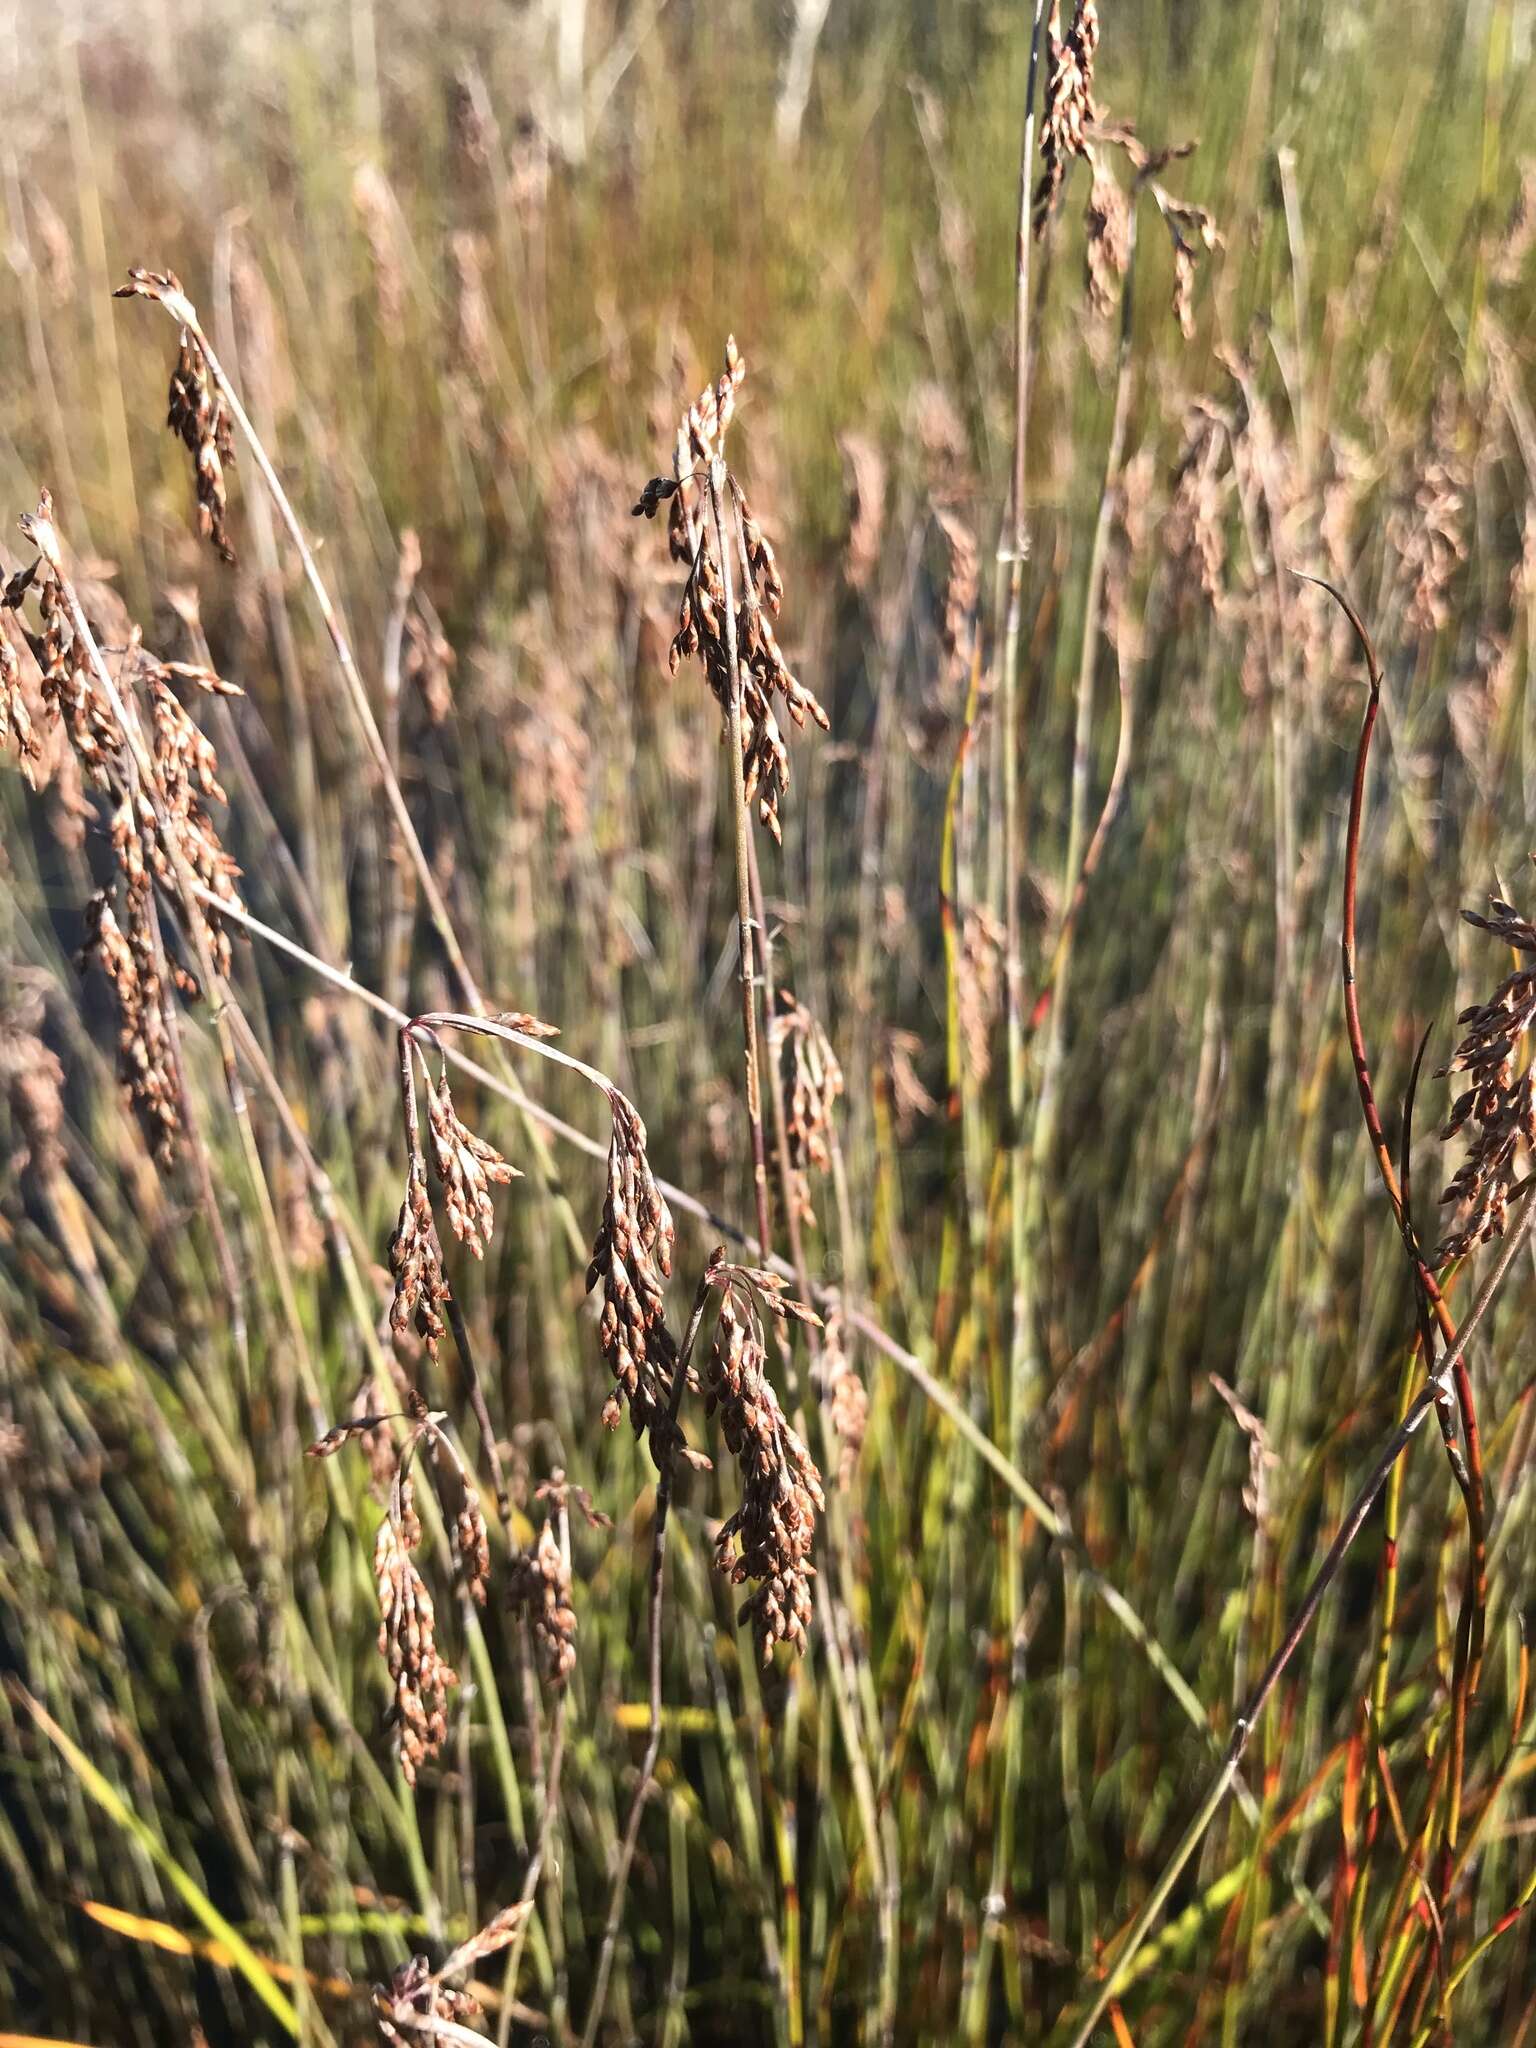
[{"x1": 4, "y1": 3, "x2": 1536, "y2": 2044}]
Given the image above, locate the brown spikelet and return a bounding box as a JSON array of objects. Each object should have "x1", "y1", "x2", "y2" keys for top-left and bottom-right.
[
  {"x1": 166, "y1": 332, "x2": 237, "y2": 564},
  {"x1": 375, "y1": 1475, "x2": 459, "y2": 1786},
  {"x1": 638, "y1": 339, "x2": 828, "y2": 843},
  {"x1": 422, "y1": 1060, "x2": 519, "y2": 1258},
  {"x1": 0, "y1": 629, "x2": 41, "y2": 784},
  {"x1": 389, "y1": 1150, "x2": 449, "y2": 1364},
  {"x1": 771, "y1": 992, "x2": 844, "y2": 1230},
  {"x1": 1085, "y1": 160, "x2": 1132, "y2": 317},
  {"x1": 706, "y1": 1285, "x2": 823, "y2": 1665},
  {"x1": 509, "y1": 1519, "x2": 577, "y2": 1686},
  {"x1": 1435, "y1": 894, "x2": 1536, "y2": 1263},
  {"x1": 1034, "y1": 0, "x2": 1099, "y2": 236},
  {"x1": 584, "y1": 1091, "x2": 709, "y2": 1473}
]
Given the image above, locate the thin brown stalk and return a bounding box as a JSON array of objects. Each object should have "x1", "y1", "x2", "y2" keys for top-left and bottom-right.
[
  {"x1": 707, "y1": 457, "x2": 775, "y2": 1262},
  {"x1": 1304, "y1": 572, "x2": 1489, "y2": 1927}
]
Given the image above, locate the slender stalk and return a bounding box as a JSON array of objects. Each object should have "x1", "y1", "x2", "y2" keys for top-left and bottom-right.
[{"x1": 707, "y1": 455, "x2": 775, "y2": 1261}]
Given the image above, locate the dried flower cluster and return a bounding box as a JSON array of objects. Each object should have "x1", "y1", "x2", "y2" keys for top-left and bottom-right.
[
  {"x1": 1035, "y1": 0, "x2": 1100, "y2": 235},
  {"x1": 375, "y1": 1473, "x2": 458, "y2": 1785},
  {"x1": 312, "y1": 1396, "x2": 489, "y2": 1779},
  {"x1": 1, "y1": 495, "x2": 246, "y2": 1159},
  {"x1": 1154, "y1": 185, "x2": 1220, "y2": 340},
  {"x1": 389, "y1": 1033, "x2": 518, "y2": 1362},
  {"x1": 4, "y1": 543, "x2": 120, "y2": 786},
  {"x1": 422, "y1": 1060, "x2": 519, "y2": 1258},
  {"x1": 167, "y1": 332, "x2": 237, "y2": 563},
  {"x1": 1167, "y1": 402, "x2": 1230, "y2": 609},
  {"x1": 705, "y1": 1275, "x2": 824, "y2": 1664},
  {"x1": 1084, "y1": 159, "x2": 1132, "y2": 318},
  {"x1": 771, "y1": 991, "x2": 844, "y2": 1229},
  {"x1": 1436, "y1": 897, "x2": 1536, "y2": 1263},
  {"x1": 509, "y1": 1518, "x2": 577, "y2": 1686},
  {"x1": 375, "y1": 1902, "x2": 530, "y2": 2045},
  {"x1": 587, "y1": 1088, "x2": 690, "y2": 1456},
  {"x1": 1033, "y1": 7, "x2": 1217, "y2": 334},
  {"x1": 141, "y1": 646, "x2": 244, "y2": 977},
  {"x1": 635, "y1": 338, "x2": 828, "y2": 842},
  {"x1": 389, "y1": 1147, "x2": 450, "y2": 1364},
  {"x1": 1390, "y1": 381, "x2": 1468, "y2": 636}
]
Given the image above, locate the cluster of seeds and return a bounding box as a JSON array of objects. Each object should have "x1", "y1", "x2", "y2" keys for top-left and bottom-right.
[
  {"x1": 705, "y1": 1274, "x2": 824, "y2": 1664},
  {"x1": 374, "y1": 1903, "x2": 530, "y2": 2044},
  {"x1": 1034, "y1": 0, "x2": 1100, "y2": 235},
  {"x1": 1436, "y1": 897, "x2": 1536, "y2": 1263},
  {"x1": 634, "y1": 338, "x2": 828, "y2": 843},
  {"x1": 117, "y1": 272, "x2": 239, "y2": 564},
  {"x1": 141, "y1": 645, "x2": 244, "y2": 978},
  {"x1": 587, "y1": 1088, "x2": 696, "y2": 1461},
  {"x1": 771, "y1": 991, "x2": 844, "y2": 1230},
  {"x1": 508, "y1": 1518, "x2": 577, "y2": 1687},
  {"x1": 1, "y1": 495, "x2": 247, "y2": 1159},
  {"x1": 311, "y1": 1395, "x2": 489, "y2": 1779},
  {"x1": 374, "y1": 1472, "x2": 458, "y2": 1786},
  {"x1": 388, "y1": 1030, "x2": 519, "y2": 1363},
  {"x1": 388, "y1": 1148, "x2": 450, "y2": 1364},
  {"x1": 422, "y1": 1060, "x2": 520, "y2": 1258},
  {"x1": 167, "y1": 332, "x2": 237, "y2": 563}
]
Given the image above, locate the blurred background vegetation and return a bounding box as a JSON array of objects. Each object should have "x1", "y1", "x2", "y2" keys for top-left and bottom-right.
[{"x1": 4, "y1": 0, "x2": 1536, "y2": 2041}]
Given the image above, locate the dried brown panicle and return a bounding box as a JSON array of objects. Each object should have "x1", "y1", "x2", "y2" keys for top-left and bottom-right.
[
  {"x1": 454, "y1": 1486, "x2": 490, "y2": 1607},
  {"x1": 421, "y1": 1058, "x2": 519, "y2": 1259},
  {"x1": 4, "y1": 498, "x2": 245, "y2": 1155},
  {"x1": 586, "y1": 1088, "x2": 698, "y2": 1463},
  {"x1": 771, "y1": 991, "x2": 844, "y2": 1230},
  {"x1": 706, "y1": 1280, "x2": 824, "y2": 1665},
  {"x1": 140, "y1": 646, "x2": 243, "y2": 978},
  {"x1": 0, "y1": 627, "x2": 41, "y2": 783},
  {"x1": 374, "y1": 1902, "x2": 531, "y2": 2045},
  {"x1": 1156, "y1": 190, "x2": 1219, "y2": 340},
  {"x1": 1085, "y1": 159, "x2": 1132, "y2": 318},
  {"x1": 389, "y1": 1147, "x2": 450, "y2": 1364},
  {"x1": 636, "y1": 338, "x2": 829, "y2": 844},
  {"x1": 1035, "y1": 0, "x2": 1100, "y2": 235},
  {"x1": 167, "y1": 332, "x2": 237, "y2": 564},
  {"x1": 27, "y1": 561, "x2": 122, "y2": 786},
  {"x1": 1390, "y1": 379, "x2": 1468, "y2": 637},
  {"x1": 81, "y1": 866, "x2": 182, "y2": 1161},
  {"x1": 375, "y1": 1470, "x2": 458, "y2": 1786},
  {"x1": 1436, "y1": 895, "x2": 1536, "y2": 1263},
  {"x1": 1167, "y1": 402, "x2": 1230, "y2": 610},
  {"x1": 508, "y1": 1517, "x2": 577, "y2": 1687}
]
